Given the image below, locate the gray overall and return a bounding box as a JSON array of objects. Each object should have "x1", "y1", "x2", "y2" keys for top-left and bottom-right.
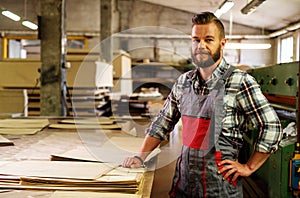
[{"x1": 169, "y1": 66, "x2": 243, "y2": 198}]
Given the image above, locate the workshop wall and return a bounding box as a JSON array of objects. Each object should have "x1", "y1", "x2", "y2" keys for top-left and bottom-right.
[
  {"x1": 116, "y1": 0, "x2": 273, "y2": 66},
  {"x1": 0, "y1": 0, "x2": 273, "y2": 66}
]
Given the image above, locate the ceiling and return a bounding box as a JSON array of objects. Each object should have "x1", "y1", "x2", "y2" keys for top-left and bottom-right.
[
  {"x1": 0, "y1": 0, "x2": 299, "y2": 34},
  {"x1": 140, "y1": 0, "x2": 300, "y2": 32}
]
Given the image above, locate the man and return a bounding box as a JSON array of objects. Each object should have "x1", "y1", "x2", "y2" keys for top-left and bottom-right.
[{"x1": 122, "y1": 12, "x2": 282, "y2": 197}]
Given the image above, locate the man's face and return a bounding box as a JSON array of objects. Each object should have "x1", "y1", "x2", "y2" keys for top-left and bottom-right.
[{"x1": 191, "y1": 22, "x2": 226, "y2": 69}]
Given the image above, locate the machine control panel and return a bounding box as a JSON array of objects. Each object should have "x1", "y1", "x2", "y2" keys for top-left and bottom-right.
[{"x1": 249, "y1": 61, "x2": 298, "y2": 97}]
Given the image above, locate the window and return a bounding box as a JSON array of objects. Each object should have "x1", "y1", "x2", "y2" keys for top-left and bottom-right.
[
  {"x1": 279, "y1": 36, "x2": 293, "y2": 63},
  {"x1": 1, "y1": 35, "x2": 88, "y2": 59}
]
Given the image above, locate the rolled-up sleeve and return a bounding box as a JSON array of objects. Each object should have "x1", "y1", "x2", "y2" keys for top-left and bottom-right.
[
  {"x1": 237, "y1": 74, "x2": 282, "y2": 153},
  {"x1": 146, "y1": 80, "x2": 182, "y2": 141}
]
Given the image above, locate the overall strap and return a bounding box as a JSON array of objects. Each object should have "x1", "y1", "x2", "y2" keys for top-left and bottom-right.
[
  {"x1": 213, "y1": 66, "x2": 236, "y2": 91},
  {"x1": 212, "y1": 66, "x2": 235, "y2": 152}
]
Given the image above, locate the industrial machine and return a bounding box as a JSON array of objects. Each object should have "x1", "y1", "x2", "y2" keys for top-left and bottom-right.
[{"x1": 245, "y1": 61, "x2": 300, "y2": 197}]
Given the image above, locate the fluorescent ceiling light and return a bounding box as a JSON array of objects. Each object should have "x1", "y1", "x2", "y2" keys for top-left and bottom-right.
[
  {"x1": 286, "y1": 22, "x2": 300, "y2": 31},
  {"x1": 226, "y1": 35, "x2": 269, "y2": 39},
  {"x1": 1, "y1": 10, "x2": 21, "y2": 21},
  {"x1": 225, "y1": 43, "x2": 271, "y2": 49},
  {"x1": 268, "y1": 29, "x2": 288, "y2": 38},
  {"x1": 22, "y1": 20, "x2": 38, "y2": 30},
  {"x1": 214, "y1": 0, "x2": 234, "y2": 18},
  {"x1": 241, "y1": 0, "x2": 266, "y2": 15}
]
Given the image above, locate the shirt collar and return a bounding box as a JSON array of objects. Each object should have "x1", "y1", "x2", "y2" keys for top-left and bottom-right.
[{"x1": 211, "y1": 58, "x2": 230, "y2": 80}]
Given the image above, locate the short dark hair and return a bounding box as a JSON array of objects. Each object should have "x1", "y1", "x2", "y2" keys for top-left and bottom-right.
[{"x1": 192, "y1": 12, "x2": 225, "y2": 39}]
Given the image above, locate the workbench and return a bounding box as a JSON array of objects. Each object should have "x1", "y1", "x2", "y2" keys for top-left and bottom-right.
[{"x1": 0, "y1": 117, "x2": 155, "y2": 198}]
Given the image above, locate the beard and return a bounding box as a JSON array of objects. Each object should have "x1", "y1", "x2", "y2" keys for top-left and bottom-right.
[{"x1": 192, "y1": 45, "x2": 221, "y2": 68}]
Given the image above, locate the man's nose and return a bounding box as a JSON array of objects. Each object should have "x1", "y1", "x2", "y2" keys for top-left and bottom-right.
[{"x1": 197, "y1": 40, "x2": 205, "y2": 48}]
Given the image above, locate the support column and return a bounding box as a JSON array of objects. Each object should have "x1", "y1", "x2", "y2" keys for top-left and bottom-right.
[
  {"x1": 100, "y1": 0, "x2": 114, "y2": 62},
  {"x1": 40, "y1": 0, "x2": 67, "y2": 116}
]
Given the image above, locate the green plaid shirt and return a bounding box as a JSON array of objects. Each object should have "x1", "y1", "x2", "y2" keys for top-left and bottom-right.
[{"x1": 146, "y1": 59, "x2": 282, "y2": 153}]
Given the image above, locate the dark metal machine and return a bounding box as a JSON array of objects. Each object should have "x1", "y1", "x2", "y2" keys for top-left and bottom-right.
[{"x1": 245, "y1": 61, "x2": 300, "y2": 197}]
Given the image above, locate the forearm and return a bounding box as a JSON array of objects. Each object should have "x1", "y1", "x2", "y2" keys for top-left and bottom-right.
[
  {"x1": 246, "y1": 151, "x2": 270, "y2": 174},
  {"x1": 137, "y1": 134, "x2": 162, "y2": 161},
  {"x1": 218, "y1": 151, "x2": 271, "y2": 181}
]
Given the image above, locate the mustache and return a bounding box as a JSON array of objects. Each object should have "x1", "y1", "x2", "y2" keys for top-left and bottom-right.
[{"x1": 194, "y1": 49, "x2": 210, "y2": 55}]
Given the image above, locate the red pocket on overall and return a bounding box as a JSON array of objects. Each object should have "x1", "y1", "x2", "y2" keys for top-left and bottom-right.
[{"x1": 182, "y1": 116, "x2": 210, "y2": 149}]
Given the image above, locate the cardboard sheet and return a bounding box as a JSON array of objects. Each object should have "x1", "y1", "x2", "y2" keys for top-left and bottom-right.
[
  {"x1": 0, "y1": 161, "x2": 115, "y2": 180},
  {"x1": 0, "y1": 161, "x2": 144, "y2": 194},
  {"x1": 51, "y1": 144, "x2": 161, "y2": 165},
  {"x1": 0, "y1": 118, "x2": 49, "y2": 135},
  {"x1": 50, "y1": 191, "x2": 142, "y2": 198},
  {"x1": 20, "y1": 171, "x2": 143, "y2": 186},
  {"x1": 0, "y1": 184, "x2": 138, "y2": 193},
  {"x1": 14, "y1": 132, "x2": 83, "y2": 160},
  {"x1": 50, "y1": 135, "x2": 145, "y2": 163},
  {"x1": 51, "y1": 145, "x2": 98, "y2": 162},
  {"x1": 0, "y1": 128, "x2": 41, "y2": 135},
  {"x1": 59, "y1": 117, "x2": 115, "y2": 125},
  {"x1": 0, "y1": 119, "x2": 49, "y2": 128},
  {"x1": 49, "y1": 123, "x2": 121, "y2": 130},
  {"x1": 0, "y1": 135, "x2": 14, "y2": 146},
  {"x1": 110, "y1": 115, "x2": 150, "y2": 121}
]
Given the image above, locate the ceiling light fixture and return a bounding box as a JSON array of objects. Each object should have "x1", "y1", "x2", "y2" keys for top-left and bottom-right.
[
  {"x1": 1, "y1": 10, "x2": 21, "y2": 21},
  {"x1": 214, "y1": 0, "x2": 234, "y2": 18},
  {"x1": 268, "y1": 29, "x2": 288, "y2": 38},
  {"x1": 22, "y1": 20, "x2": 38, "y2": 30},
  {"x1": 241, "y1": 0, "x2": 266, "y2": 15},
  {"x1": 285, "y1": 22, "x2": 300, "y2": 31},
  {"x1": 225, "y1": 43, "x2": 271, "y2": 50},
  {"x1": 21, "y1": 0, "x2": 38, "y2": 30}
]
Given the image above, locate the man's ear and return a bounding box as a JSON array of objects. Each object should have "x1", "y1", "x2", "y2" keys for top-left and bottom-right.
[{"x1": 220, "y1": 38, "x2": 227, "y2": 49}]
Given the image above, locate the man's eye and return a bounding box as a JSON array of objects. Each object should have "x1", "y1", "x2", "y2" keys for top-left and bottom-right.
[{"x1": 192, "y1": 40, "x2": 200, "y2": 43}]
